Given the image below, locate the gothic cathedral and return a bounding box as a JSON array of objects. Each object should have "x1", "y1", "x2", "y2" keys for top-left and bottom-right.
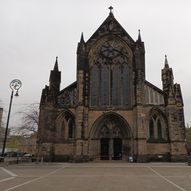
[{"x1": 38, "y1": 9, "x2": 187, "y2": 162}]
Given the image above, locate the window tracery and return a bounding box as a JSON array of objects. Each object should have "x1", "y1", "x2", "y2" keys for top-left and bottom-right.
[
  {"x1": 55, "y1": 111, "x2": 76, "y2": 140},
  {"x1": 113, "y1": 126, "x2": 121, "y2": 137},
  {"x1": 148, "y1": 112, "x2": 167, "y2": 142},
  {"x1": 58, "y1": 89, "x2": 77, "y2": 107},
  {"x1": 100, "y1": 126, "x2": 110, "y2": 138},
  {"x1": 90, "y1": 39, "x2": 132, "y2": 107},
  {"x1": 99, "y1": 121, "x2": 122, "y2": 138}
]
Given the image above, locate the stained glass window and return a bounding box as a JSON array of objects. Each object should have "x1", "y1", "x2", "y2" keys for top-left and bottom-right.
[
  {"x1": 89, "y1": 40, "x2": 131, "y2": 107},
  {"x1": 122, "y1": 65, "x2": 129, "y2": 105},
  {"x1": 112, "y1": 65, "x2": 121, "y2": 105},
  {"x1": 148, "y1": 114, "x2": 167, "y2": 141},
  {"x1": 100, "y1": 65, "x2": 109, "y2": 105},
  {"x1": 90, "y1": 66, "x2": 99, "y2": 106}
]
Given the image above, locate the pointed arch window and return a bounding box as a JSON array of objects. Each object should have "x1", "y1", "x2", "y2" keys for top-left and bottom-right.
[
  {"x1": 68, "y1": 118, "x2": 75, "y2": 138},
  {"x1": 89, "y1": 40, "x2": 132, "y2": 108},
  {"x1": 148, "y1": 112, "x2": 167, "y2": 142}
]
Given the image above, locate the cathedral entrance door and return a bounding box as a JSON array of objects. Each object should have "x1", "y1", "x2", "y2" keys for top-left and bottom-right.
[
  {"x1": 90, "y1": 113, "x2": 131, "y2": 161},
  {"x1": 113, "y1": 138, "x2": 122, "y2": 160},
  {"x1": 100, "y1": 138, "x2": 109, "y2": 160}
]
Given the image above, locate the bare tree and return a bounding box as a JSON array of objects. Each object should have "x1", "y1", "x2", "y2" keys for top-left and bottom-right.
[
  {"x1": 0, "y1": 99, "x2": 5, "y2": 128},
  {"x1": 12, "y1": 103, "x2": 39, "y2": 137}
]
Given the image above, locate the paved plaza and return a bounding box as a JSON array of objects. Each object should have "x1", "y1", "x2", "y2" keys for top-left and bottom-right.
[{"x1": 0, "y1": 162, "x2": 191, "y2": 191}]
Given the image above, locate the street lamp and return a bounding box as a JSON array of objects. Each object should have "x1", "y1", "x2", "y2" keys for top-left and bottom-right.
[{"x1": 1, "y1": 79, "x2": 22, "y2": 157}]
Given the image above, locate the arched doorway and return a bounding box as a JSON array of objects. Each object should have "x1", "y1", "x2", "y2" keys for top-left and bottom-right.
[
  {"x1": 100, "y1": 138, "x2": 123, "y2": 160},
  {"x1": 113, "y1": 138, "x2": 122, "y2": 160},
  {"x1": 100, "y1": 138, "x2": 110, "y2": 160},
  {"x1": 89, "y1": 113, "x2": 132, "y2": 160}
]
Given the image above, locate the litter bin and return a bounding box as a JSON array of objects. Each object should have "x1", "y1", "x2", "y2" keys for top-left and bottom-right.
[{"x1": 128, "y1": 156, "x2": 133, "y2": 162}]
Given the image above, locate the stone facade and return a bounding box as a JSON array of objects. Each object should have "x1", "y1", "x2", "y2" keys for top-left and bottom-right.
[{"x1": 38, "y1": 10, "x2": 187, "y2": 162}]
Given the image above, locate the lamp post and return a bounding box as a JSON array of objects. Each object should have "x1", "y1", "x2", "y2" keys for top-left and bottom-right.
[{"x1": 1, "y1": 79, "x2": 22, "y2": 157}]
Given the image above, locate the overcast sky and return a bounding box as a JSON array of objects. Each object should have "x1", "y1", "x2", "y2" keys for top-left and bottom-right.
[{"x1": 0, "y1": 0, "x2": 191, "y2": 128}]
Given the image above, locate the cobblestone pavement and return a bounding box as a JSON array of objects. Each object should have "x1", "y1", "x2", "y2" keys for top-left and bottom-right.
[{"x1": 0, "y1": 162, "x2": 191, "y2": 191}]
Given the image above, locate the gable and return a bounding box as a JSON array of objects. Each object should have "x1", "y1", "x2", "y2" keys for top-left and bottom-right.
[{"x1": 86, "y1": 13, "x2": 135, "y2": 52}]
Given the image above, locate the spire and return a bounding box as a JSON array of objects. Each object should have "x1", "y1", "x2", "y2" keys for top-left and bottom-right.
[
  {"x1": 137, "y1": 29, "x2": 142, "y2": 42},
  {"x1": 49, "y1": 56, "x2": 61, "y2": 94},
  {"x1": 77, "y1": 33, "x2": 86, "y2": 54},
  {"x1": 109, "y1": 6, "x2": 114, "y2": 15},
  {"x1": 53, "y1": 56, "x2": 59, "y2": 71},
  {"x1": 80, "y1": 32, "x2": 85, "y2": 43},
  {"x1": 164, "y1": 55, "x2": 169, "y2": 68}
]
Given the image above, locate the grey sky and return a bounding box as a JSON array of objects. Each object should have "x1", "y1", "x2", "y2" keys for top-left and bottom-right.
[{"x1": 0, "y1": 0, "x2": 191, "y2": 128}]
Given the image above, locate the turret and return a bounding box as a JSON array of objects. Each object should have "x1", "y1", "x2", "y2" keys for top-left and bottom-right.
[
  {"x1": 162, "y1": 55, "x2": 174, "y2": 93},
  {"x1": 137, "y1": 29, "x2": 142, "y2": 43},
  {"x1": 77, "y1": 33, "x2": 86, "y2": 70},
  {"x1": 161, "y1": 56, "x2": 186, "y2": 159},
  {"x1": 161, "y1": 55, "x2": 175, "y2": 105},
  {"x1": 134, "y1": 29, "x2": 145, "y2": 83},
  {"x1": 49, "y1": 57, "x2": 61, "y2": 96},
  {"x1": 134, "y1": 30, "x2": 145, "y2": 105}
]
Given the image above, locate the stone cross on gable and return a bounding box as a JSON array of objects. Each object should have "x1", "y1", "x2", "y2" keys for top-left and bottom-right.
[{"x1": 109, "y1": 6, "x2": 113, "y2": 14}]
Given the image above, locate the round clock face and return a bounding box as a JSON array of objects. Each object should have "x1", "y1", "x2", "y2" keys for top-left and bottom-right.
[{"x1": 100, "y1": 40, "x2": 122, "y2": 59}]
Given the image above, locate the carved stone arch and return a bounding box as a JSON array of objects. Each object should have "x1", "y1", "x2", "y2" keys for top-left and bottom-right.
[
  {"x1": 148, "y1": 107, "x2": 168, "y2": 141},
  {"x1": 89, "y1": 112, "x2": 133, "y2": 160},
  {"x1": 55, "y1": 110, "x2": 76, "y2": 140},
  {"x1": 89, "y1": 112, "x2": 132, "y2": 139}
]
